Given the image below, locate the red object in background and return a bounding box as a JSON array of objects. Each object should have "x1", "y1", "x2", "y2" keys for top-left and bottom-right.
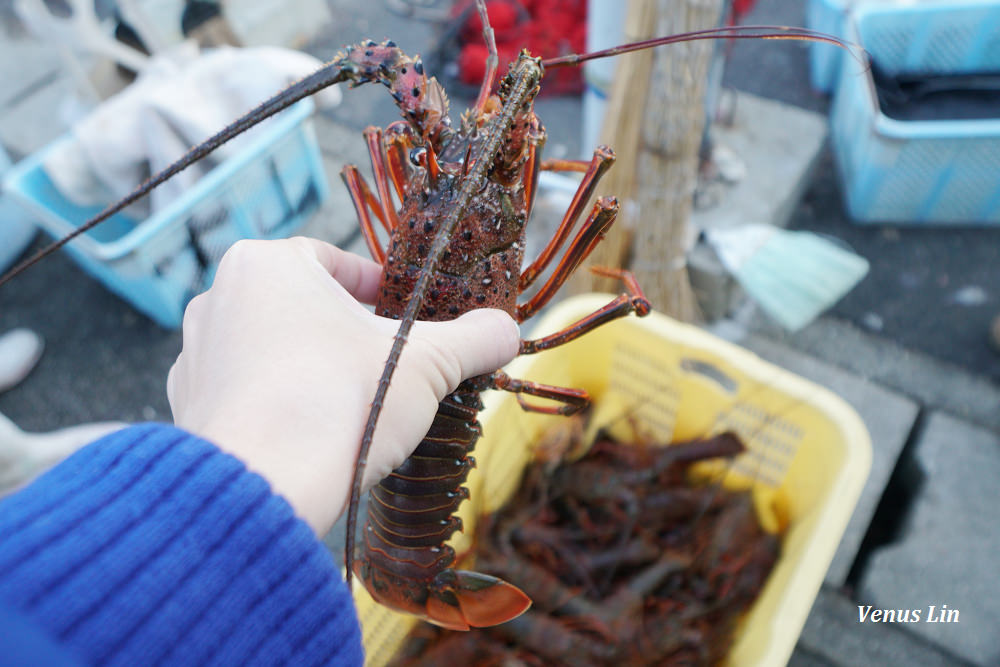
[
  {"x1": 731, "y1": 0, "x2": 758, "y2": 21},
  {"x1": 457, "y1": 43, "x2": 490, "y2": 85},
  {"x1": 453, "y1": 0, "x2": 758, "y2": 94},
  {"x1": 460, "y1": 0, "x2": 521, "y2": 40},
  {"x1": 453, "y1": 0, "x2": 587, "y2": 95}
]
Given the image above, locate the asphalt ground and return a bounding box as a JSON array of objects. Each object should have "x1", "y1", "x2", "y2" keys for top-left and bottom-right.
[{"x1": 791, "y1": 150, "x2": 1000, "y2": 384}]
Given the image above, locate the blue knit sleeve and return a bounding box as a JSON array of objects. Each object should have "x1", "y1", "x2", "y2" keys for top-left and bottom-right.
[{"x1": 0, "y1": 423, "x2": 364, "y2": 666}]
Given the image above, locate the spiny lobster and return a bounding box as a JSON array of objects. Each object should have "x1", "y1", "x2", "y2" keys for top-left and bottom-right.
[{"x1": 0, "y1": 0, "x2": 849, "y2": 632}]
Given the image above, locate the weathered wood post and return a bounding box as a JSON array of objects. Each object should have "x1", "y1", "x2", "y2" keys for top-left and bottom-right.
[{"x1": 573, "y1": 0, "x2": 723, "y2": 322}]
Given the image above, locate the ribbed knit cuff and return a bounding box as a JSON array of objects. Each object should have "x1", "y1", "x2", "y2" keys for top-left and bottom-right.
[{"x1": 0, "y1": 423, "x2": 363, "y2": 666}]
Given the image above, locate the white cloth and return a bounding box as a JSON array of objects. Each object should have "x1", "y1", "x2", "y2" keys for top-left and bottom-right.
[
  {"x1": 0, "y1": 327, "x2": 126, "y2": 495},
  {"x1": 42, "y1": 44, "x2": 341, "y2": 218},
  {"x1": 704, "y1": 223, "x2": 778, "y2": 274},
  {"x1": 0, "y1": 412, "x2": 126, "y2": 495},
  {"x1": 0, "y1": 328, "x2": 44, "y2": 393}
]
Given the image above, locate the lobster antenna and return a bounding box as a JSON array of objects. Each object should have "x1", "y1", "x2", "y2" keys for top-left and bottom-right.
[
  {"x1": 541, "y1": 25, "x2": 860, "y2": 69},
  {"x1": 471, "y1": 0, "x2": 499, "y2": 117},
  {"x1": 0, "y1": 62, "x2": 356, "y2": 289}
]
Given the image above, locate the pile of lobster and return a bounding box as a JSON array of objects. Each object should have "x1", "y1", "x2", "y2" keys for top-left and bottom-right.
[{"x1": 390, "y1": 428, "x2": 781, "y2": 666}]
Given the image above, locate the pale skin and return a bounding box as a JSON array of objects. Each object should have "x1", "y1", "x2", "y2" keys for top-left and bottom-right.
[{"x1": 166, "y1": 237, "x2": 520, "y2": 537}]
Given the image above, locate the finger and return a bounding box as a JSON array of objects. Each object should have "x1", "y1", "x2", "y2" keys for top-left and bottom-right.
[
  {"x1": 413, "y1": 308, "x2": 520, "y2": 382},
  {"x1": 288, "y1": 237, "x2": 383, "y2": 304}
]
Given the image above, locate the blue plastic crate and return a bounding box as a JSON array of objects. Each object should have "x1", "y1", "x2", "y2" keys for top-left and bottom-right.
[
  {"x1": 807, "y1": 0, "x2": 953, "y2": 93},
  {"x1": 807, "y1": 0, "x2": 851, "y2": 93},
  {"x1": 829, "y1": 1, "x2": 1000, "y2": 225},
  {"x1": 3, "y1": 98, "x2": 328, "y2": 327}
]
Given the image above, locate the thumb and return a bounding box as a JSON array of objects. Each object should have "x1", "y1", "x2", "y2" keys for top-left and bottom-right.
[{"x1": 411, "y1": 309, "x2": 520, "y2": 384}]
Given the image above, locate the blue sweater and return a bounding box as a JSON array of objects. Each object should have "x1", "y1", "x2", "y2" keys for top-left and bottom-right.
[{"x1": 0, "y1": 423, "x2": 364, "y2": 666}]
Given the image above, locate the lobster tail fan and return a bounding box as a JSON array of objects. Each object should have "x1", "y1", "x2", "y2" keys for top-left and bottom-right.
[
  {"x1": 425, "y1": 569, "x2": 531, "y2": 630},
  {"x1": 452, "y1": 570, "x2": 532, "y2": 627},
  {"x1": 425, "y1": 595, "x2": 475, "y2": 631}
]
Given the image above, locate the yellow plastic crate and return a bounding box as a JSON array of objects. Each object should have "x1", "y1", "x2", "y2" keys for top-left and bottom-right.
[{"x1": 354, "y1": 294, "x2": 872, "y2": 666}]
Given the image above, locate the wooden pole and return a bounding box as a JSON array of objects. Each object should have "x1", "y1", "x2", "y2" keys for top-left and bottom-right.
[
  {"x1": 568, "y1": 0, "x2": 654, "y2": 297},
  {"x1": 572, "y1": 0, "x2": 722, "y2": 322}
]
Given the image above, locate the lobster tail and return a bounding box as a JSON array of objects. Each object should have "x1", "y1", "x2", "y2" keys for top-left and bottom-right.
[{"x1": 356, "y1": 388, "x2": 530, "y2": 629}]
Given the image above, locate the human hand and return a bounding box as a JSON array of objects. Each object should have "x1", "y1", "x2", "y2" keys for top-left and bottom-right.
[{"x1": 166, "y1": 238, "x2": 519, "y2": 536}]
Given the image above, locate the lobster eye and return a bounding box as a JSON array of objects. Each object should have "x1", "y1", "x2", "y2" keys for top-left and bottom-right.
[{"x1": 409, "y1": 146, "x2": 426, "y2": 166}]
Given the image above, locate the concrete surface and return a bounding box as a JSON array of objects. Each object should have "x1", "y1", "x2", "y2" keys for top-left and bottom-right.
[
  {"x1": 692, "y1": 91, "x2": 827, "y2": 233},
  {"x1": 1, "y1": 0, "x2": 1000, "y2": 665},
  {"x1": 688, "y1": 91, "x2": 828, "y2": 320},
  {"x1": 746, "y1": 314, "x2": 1000, "y2": 434},
  {"x1": 789, "y1": 150, "x2": 1000, "y2": 385},
  {"x1": 787, "y1": 648, "x2": 834, "y2": 667},
  {"x1": 795, "y1": 587, "x2": 972, "y2": 667},
  {"x1": 859, "y1": 412, "x2": 1000, "y2": 666}
]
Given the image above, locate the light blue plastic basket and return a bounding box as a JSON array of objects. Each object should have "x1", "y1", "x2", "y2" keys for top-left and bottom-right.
[
  {"x1": 829, "y1": 1, "x2": 1000, "y2": 225},
  {"x1": 807, "y1": 0, "x2": 852, "y2": 93},
  {"x1": 0, "y1": 145, "x2": 38, "y2": 274},
  {"x1": 806, "y1": 1, "x2": 971, "y2": 93},
  {"x1": 3, "y1": 98, "x2": 328, "y2": 327}
]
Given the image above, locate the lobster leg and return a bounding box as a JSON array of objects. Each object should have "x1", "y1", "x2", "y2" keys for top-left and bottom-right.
[
  {"x1": 341, "y1": 166, "x2": 388, "y2": 265},
  {"x1": 342, "y1": 123, "x2": 421, "y2": 264},
  {"x1": 517, "y1": 197, "x2": 620, "y2": 321},
  {"x1": 520, "y1": 269, "x2": 650, "y2": 355},
  {"x1": 520, "y1": 119, "x2": 546, "y2": 221},
  {"x1": 539, "y1": 158, "x2": 596, "y2": 172},
  {"x1": 383, "y1": 123, "x2": 418, "y2": 202},
  {"x1": 519, "y1": 146, "x2": 616, "y2": 291},
  {"x1": 524, "y1": 152, "x2": 592, "y2": 223},
  {"x1": 364, "y1": 127, "x2": 402, "y2": 230},
  {"x1": 490, "y1": 370, "x2": 590, "y2": 416},
  {"x1": 494, "y1": 269, "x2": 648, "y2": 413}
]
